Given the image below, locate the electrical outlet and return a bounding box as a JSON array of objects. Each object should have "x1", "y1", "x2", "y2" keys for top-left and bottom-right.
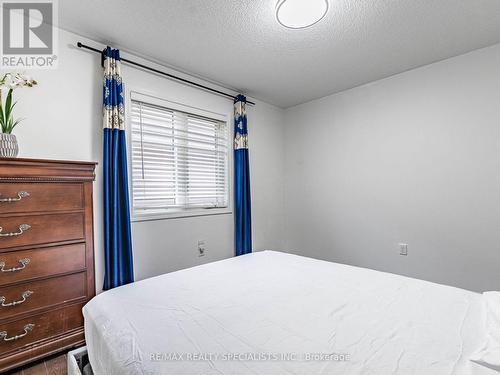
[
  {"x1": 198, "y1": 240, "x2": 206, "y2": 257},
  {"x1": 399, "y1": 243, "x2": 408, "y2": 256}
]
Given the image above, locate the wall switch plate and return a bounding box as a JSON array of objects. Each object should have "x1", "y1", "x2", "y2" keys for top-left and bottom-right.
[
  {"x1": 399, "y1": 243, "x2": 408, "y2": 256},
  {"x1": 198, "y1": 240, "x2": 206, "y2": 257}
]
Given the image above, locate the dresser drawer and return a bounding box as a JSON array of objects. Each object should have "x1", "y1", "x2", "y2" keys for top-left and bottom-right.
[
  {"x1": 0, "y1": 183, "x2": 83, "y2": 214},
  {"x1": 0, "y1": 272, "x2": 86, "y2": 320},
  {"x1": 0, "y1": 244, "x2": 86, "y2": 286},
  {"x1": 0, "y1": 303, "x2": 84, "y2": 354},
  {"x1": 0, "y1": 213, "x2": 84, "y2": 250}
]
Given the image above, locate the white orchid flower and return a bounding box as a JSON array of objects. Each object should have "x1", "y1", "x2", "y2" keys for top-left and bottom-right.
[
  {"x1": 7, "y1": 80, "x2": 20, "y2": 89},
  {"x1": 0, "y1": 72, "x2": 37, "y2": 90}
]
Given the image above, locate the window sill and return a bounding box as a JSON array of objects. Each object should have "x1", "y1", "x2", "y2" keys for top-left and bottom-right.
[{"x1": 131, "y1": 207, "x2": 232, "y2": 222}]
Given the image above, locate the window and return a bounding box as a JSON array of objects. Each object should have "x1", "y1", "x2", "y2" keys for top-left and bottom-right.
[{"x1": 130, "y1": 96, "x2": 229, "y2": 220}]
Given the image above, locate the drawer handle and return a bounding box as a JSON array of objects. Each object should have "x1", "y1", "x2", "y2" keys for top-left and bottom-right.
[
  {"x1": 0, "y1": 224, "x2": 31, "y2": 237},
  {"x1": 0, "y1": 258, "x2": 30, "y2": 272},
  {"x1": 0, "y1": 291, "x2": 34, "y2": 307},
  {"x1": 0, "y1": 191, "x2": 29, "y2": 203},
  {"x1": 0, "y1": 324, "x2": 35, "y2": 342}
]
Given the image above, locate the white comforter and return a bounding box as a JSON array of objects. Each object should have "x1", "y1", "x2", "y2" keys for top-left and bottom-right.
[{"x1": 83, "y1": 251, "x2": 493, "y2": 375}]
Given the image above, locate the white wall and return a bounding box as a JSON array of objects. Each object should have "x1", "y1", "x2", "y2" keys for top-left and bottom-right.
[
  {"x1": 8, "y1": 28, "x2": 286, "y2": 292},
  {"x1": 283, "y1": 43, "x2": 500, "y2": 292}
]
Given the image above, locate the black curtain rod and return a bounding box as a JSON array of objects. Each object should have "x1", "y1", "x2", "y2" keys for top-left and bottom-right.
[{"x1": 76, "y1": 42, "x2": 255, "y2": 106}]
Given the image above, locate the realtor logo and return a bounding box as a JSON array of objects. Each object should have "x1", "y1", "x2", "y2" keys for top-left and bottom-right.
[{"x1": 1, "y1": 0, "x2": 58, "y2": 68}]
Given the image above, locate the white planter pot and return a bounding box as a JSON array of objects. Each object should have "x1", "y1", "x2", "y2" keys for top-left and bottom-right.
[{"x1": 0, "y1": 133, "x2": 19, "y2": 157}]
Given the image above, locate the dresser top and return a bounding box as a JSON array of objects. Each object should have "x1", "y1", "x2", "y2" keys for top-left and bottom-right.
[{"x1": 0, "y1": 158, "x2": 97, "y2": 182}]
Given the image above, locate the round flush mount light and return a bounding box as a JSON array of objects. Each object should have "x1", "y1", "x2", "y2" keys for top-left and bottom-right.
[{"x1": 276, "y1": 0, "x2": 329, "y2": 29}]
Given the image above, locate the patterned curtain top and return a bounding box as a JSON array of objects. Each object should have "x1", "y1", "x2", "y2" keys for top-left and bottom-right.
[
  {"x1": 103, "y1": 47, "x2": 125, "y2": 131},
  {"x1": 234, "y1": 94, "x2": 248, "y2": 150}
]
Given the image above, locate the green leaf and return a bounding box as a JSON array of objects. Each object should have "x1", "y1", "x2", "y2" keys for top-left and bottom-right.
[
  {"x1": 4, "y1": 89, "x2": 13, "y2": 124},
  {"x1": 11, "y1": 118, "x2": 23, "y2": 131},
  {"x1": 0, "y1": 103, "x2": 4, "y2": 132},
  {"x1": 6, "y1": 117, "x2": 14, "y2": 134}
]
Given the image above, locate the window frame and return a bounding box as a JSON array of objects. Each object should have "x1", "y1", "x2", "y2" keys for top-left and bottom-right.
[{"x1": 126, "y1": 90, "x2": 233, "y2": 222}]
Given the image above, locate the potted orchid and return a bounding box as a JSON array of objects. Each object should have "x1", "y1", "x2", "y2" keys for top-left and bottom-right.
[{"x1": 0, "y1": 73, "x2": 37, "y2": 157}]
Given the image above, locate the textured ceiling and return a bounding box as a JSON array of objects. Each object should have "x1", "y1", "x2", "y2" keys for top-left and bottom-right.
[{"x1": 59, "y1": 0, "x2": 500, "y2": 108}]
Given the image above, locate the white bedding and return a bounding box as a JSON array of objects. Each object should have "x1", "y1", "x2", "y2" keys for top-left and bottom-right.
[{"x1": 83, "y1": 251, "x2": 494, "y2": 375}]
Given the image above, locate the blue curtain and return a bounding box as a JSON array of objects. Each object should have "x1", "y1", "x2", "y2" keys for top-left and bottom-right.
[
  {"x1": 234, "y1": 95, "x2": 252, "y2": 256},
  {"x1": 102, "y1": 47, "x2": 134, "y2": 290}
]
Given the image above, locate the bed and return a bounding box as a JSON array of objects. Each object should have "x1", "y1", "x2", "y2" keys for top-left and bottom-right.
[{"x1": 83, "y1": 251, "x2": 498, "y2": 375}]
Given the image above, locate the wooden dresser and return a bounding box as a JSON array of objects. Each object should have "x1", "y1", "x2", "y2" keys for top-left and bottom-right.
[{"x1": 0, "y1": 158, "x2": 96, "y2": 373}]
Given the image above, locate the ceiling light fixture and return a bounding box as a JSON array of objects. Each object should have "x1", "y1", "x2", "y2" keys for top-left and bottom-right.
[{"x1": 276, "y1": 0, "x2": 329, "y2": 29}]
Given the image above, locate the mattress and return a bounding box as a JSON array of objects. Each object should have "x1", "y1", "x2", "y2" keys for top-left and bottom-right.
[{"x1": 83, "y1": 251, "x2": 495, "y2": 375}]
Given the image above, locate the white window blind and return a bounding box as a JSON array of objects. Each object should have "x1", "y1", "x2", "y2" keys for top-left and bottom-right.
[{"x1": 130, "y1": 99, "x2": 228, "y2": 218}]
